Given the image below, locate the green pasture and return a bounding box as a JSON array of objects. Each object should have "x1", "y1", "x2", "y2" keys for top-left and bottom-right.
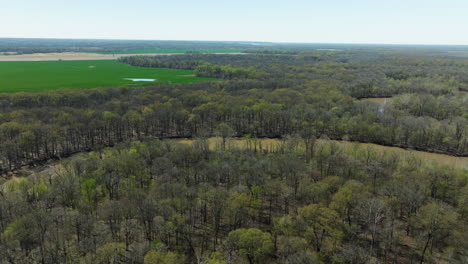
[{"x1": 0, "y1": 60, "x2": 216, "y2": 93}]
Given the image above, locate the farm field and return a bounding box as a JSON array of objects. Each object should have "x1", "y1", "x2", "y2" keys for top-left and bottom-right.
[
  {"x1": 0, "y1": 52, "x2": 246, "y2": 61},
  {"x1": 94, "y1": 48, "x2": 243, "y2": 54},
  {"x1": 0, "y1": 52, "x2": 119, "y2": 61},
  {"x1": 0, "y1": 60, "x2": 216, "y2": 93}
]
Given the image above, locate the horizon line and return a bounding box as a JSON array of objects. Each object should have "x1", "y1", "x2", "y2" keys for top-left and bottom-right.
[{"x1": 1, "y1": 36, "x2": 468, "y2": 47}]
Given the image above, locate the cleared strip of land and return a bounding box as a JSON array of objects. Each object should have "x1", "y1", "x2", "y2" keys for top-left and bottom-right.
[
  {"x1": 0, "y1": 52, "x2": 246, "y2": 61},
  {"x1": 2, "y1": 138, "x2": 465, "y2": 182},
  {"x1": 177, "y1": 138, "x2": 468, "y2": 169}
]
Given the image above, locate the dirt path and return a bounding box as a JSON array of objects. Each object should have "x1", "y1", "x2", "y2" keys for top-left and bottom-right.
[{"x1": 0, "y1": 52, "x2": 246, "y2": 61}]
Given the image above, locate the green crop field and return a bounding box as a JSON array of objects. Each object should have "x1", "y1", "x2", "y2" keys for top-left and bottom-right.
[
  {"x1": 0, "y1": 60, "x2": 216, "y2": 93},
  {"x1": 94, "y1": 48, "x2": 243, "y2": 54}
]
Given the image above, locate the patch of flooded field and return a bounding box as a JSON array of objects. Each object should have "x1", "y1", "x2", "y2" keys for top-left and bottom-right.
[{"x1": 124, "y1": 78, "x2": 156, "y2": 82}]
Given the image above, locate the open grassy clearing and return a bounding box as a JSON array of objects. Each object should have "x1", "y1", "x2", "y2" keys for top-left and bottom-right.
[
  {"x1": 177, "y1": 138, "x2": 468, "y2": 169},
  {"x1": 94, "y1": 48, "x2": 243, "y2": 54},
  {"x1": 0, "y1": 60, "x2": 216, "y2": 93},
  {"x1": 4, "y1": 137, "x2": 464, "y2": 182}
]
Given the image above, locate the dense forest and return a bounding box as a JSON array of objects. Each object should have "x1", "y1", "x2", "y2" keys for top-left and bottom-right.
[
  {"x1": 0, "y1": 45, "x2": 467, "y2": 263},
  {"x1": 1, "y1": 50, "x2": 466, "y2": 173},
  {"x1": 1, "y1": 139, "x2": 467, "y2": 263}
]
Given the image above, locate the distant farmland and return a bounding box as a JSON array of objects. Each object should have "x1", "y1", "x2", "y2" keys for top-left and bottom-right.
[
  {"x1": 0, "y1": 60, "x2": 216, "y2": 93},
  {"x1": 95, "y1": 48, "x2": 243, "y2": 54}
]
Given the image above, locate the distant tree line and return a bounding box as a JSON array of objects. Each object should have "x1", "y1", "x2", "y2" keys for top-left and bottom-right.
[
  {"x1": 118, "y1": 56, "x2": 261, "y2": 80},
  {"x1": 0, "y1": 38, "x2": 255, "y2": 54}
]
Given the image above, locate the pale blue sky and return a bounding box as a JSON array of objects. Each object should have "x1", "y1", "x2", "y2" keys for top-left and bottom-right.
[{"x1": 1, "y1": 0, "x2": 467, "y2": 44}]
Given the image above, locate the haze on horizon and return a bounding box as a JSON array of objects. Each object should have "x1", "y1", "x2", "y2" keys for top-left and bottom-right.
[{"x1": 2, "y1": 0, "x2": 468, "y2": 45}]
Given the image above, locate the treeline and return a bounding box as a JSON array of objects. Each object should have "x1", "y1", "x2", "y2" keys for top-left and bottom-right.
[
  {"x1": 118, "y1": 56, "x2": 261, "y2": 80},
  {"x1": 0, "y1": 81, "x2": 466, "y2": 175},
  {"x1": 243, "y1": 49, "x2": 301, "y2": 55},
  {"x1": 0, "y1": 38, "x2": 256, "y2": 54},
  {"x1": 388, "y1": 93, "x2": 467, "y2": 120},
  {"x1": 1, "y1": 139, "x2": 467, "y2": 263},
  {"x1": 194, "y1": 63, "x2": 262, "y2": 80},
  {"x1": 120, "y1": 53, "x2": 467, "y2": 98},
  {"x1": 349, "y1": 75, "x2": 460, "y2": 98}
]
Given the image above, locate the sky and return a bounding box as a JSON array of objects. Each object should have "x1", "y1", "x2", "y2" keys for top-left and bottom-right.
[{"x1": 1, "y1": 0, "x2": 468, "y2": 45}]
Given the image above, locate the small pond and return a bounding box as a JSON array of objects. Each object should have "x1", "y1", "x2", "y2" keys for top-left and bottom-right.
[{"x1": 124, "y1": 78, "x2": 156, "y2": 82}]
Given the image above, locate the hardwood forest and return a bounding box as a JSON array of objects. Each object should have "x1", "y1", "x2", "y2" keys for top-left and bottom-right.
[{"x1": 0, "y1": 39, "x2": 467, "y2": 264}]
